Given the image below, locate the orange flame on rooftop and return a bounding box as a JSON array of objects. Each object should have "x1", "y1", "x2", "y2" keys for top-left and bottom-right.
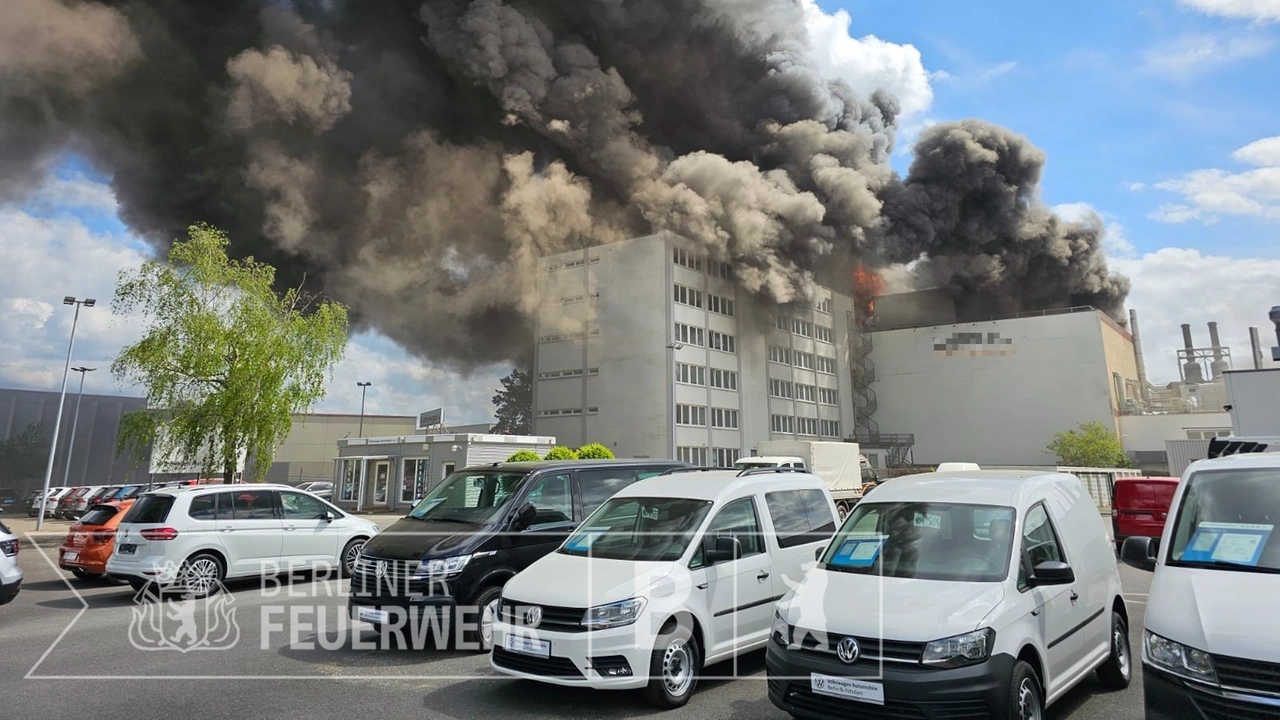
[{"x1": 852, "y1": 265, "x2": 884, "y2": 320}]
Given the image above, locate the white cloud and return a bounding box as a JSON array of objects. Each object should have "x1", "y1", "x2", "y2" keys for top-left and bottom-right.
[
  {"x1": 1176, "y1": 0, "x2": 1280, "y2": 22},
  {"x1": 1141, "y1": 32, "x2": 1274, "y2": 77},
  {"x1": 0, "y1": 178, "x2": 504, "y2": 427},
  {"x1": 1113, "y1": 248, "x2": 1280, "y2": 383},
  {"x1": 979, "y1": 61, "x2": 1018, "y2": 82},
  {"x1": 800, "y1": 0, "x2": 935, "y2": 119},
  {"x1": 1149, "y1": 135, "x2": 1280, "y2": 223},
  {"x1": 1053, "y1": 202, "x2": 1138, "y2": 257},
  {"x1": 1128, "y1": 182, "x2": 1149, "y2": 191}
]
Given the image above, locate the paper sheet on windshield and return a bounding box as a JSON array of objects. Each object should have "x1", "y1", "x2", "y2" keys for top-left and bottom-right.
[
  {"x1": 565, "y1": 528, "x2": 607, "y2": 552},
  {"x1": 1182, "y1": 522, "x2": 1273, "y2": 566},
  {"x1": 829, "y1": 535, "x2": 887, "y2": 567}
]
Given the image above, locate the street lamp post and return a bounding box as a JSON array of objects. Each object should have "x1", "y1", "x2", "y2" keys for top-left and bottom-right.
[
  {"x1": 37, "y1": 297, "x2": 95, "y2": 530},
  {"x1": 60, "y1": 367, "x2": 97, "y2": 490},
  {"x1": 357, "y1": 382, "x2": 372, "y2": 437}
]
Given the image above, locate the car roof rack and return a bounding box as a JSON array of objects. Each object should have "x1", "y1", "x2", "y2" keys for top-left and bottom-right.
[
  {"x1": 736, "y1": 467, "x2": 810, "y2": 477},
  {"x1": 1207, "y1": 435, "x2": 1280, "y2": 458},
  {"x1": 659, "y1": 466, "x2": 730, "y2": 476}
]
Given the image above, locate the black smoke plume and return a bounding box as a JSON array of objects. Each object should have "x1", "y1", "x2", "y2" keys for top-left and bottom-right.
[{"x1": 1, "y1": 0, "x2": 1129, "y2": 370}]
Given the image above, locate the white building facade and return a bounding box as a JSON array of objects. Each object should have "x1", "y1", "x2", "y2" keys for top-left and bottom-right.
[{"x1": 532, "y1": 233, "x2": 858, "y2": 463}]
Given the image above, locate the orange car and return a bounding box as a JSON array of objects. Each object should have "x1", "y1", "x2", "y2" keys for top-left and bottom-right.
[{"x1": 58, "y1": 499, "x2": 136, "y2": 580}]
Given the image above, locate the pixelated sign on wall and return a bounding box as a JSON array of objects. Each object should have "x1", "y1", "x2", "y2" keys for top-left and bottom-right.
[{"x1": 933, "y1": 331, "x2": 1016, "y2": 356}]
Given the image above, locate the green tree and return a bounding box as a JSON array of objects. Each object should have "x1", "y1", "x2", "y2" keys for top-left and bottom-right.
[
  {"x1": 111, "y1": 223, "x2": 349, "y2": 483},
  {"x1": 491, "y1": 365, "x2": 532, "y2": 435},
  {"x1": 544, "y1": 445, "x2": 578, "y2": 461},
  {"x1": 1046, "y1": 421, "x2": 1134, "y2": 468},
  {"x1": 0, "y1": 422, "x2": 51, "y2": 484},
  {"x1": 507, "y1": 449, "x2": 542, "y2": 462},
  {"x1": 576, "y1": 443, "x2": 615, "y2": 459}
]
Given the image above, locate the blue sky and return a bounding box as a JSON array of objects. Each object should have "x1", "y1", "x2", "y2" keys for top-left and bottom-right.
[{"x1": 1, "y1": 0, "x2": 1277, "y2": 424}]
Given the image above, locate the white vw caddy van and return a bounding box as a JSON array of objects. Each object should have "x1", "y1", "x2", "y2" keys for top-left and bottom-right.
[
  {"x1": 491, "y1": 467, "x2": 839, "y2": 708},
  {"x1": 1121, "y1": 448, "x2": 1280, "y2": 719},
  {"x1": 767, "y1": 470, "x2": 1131, "y2": 719}
]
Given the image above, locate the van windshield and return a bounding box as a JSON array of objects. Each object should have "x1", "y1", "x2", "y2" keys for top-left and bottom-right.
[
  {"x1": 822, "y1": 502, "x2": 1016, "y2": 582},
  {"x1": 559, "y1": 497, "x2": 713, "y2": 562},
  {"x1": 1166, "y1": 468, "x2": 1280, "y2": 573},
  {"x1": 406, "y1": 471, "x2": 528, "y2": 525}
]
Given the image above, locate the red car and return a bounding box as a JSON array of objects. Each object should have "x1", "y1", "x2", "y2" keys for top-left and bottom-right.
[
  {"x1": 58, "y1": 499, "x2": 136, "y2": 580},
  {"x1": 1111, "y1": 476, "x2": 1180, "y2": 554}
]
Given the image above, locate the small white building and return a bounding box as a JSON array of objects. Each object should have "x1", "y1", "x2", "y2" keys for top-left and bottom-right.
[
  {"x1": 1225, "y1": 368, "x2": 1280, "y2": 436},
  {"x1": 332, "y1": 433, "x2": 556, "y2": 513}
]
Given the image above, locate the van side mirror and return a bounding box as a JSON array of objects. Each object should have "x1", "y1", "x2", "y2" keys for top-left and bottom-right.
[
  {"x1": 512, "y1": 502, "x2": 538, "y2": 531},
  {"x1": 1121, "y1": 536, "x2": 1159, "y2": 572},
  {"x1": 322, "y1": 511, "x2": 336, "y2": 522},
  {"x1": 814, "y1": 546, "x2": 826, "y2": 562},
  {"x1": 704, "y1": 535, "x2": 742, "y2": 564},
  {"x1": 1030, "y1": 560, "x2": 1075, "y2": 586}
]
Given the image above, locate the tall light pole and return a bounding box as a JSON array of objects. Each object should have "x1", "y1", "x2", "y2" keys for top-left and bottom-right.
[
  {"x1": 37, "y1": 297, "x2": 95, "y2": 530},
  {"x1": 357, "y1": 382, "x2": 372, "y2": 437},
  {"x1": 60, "y1": 367, "x2": 97, "y2": 489}
]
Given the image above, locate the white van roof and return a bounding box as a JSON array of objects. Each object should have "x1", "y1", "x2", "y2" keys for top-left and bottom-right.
[
  {"x1": 859, "y1": 470, "x2": 1080, "y2": 508},
  {"x1": 617, "y1": 468, "x2": 828, "y2": 503}
]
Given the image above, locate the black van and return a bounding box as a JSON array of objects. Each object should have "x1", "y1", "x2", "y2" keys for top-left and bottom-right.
[{"x1": 348, "y1": 458, "x2": 691, "y2": 651}]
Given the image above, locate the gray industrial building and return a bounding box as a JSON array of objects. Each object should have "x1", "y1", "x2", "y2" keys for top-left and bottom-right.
[
  {"x1": 0, "y1": 387, "x2": 153, "y2": 497},
  {"x1": 531, "y1": 233, "x2": 859, "y2": 465}
]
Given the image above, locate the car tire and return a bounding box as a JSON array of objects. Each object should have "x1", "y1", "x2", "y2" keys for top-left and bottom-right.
[
  {"x1": 836, "y1": 502, "x2": 849, "y2": 521},
  {"x1": 178, "y1": 552, "x2": 225, "y2": 599},
  {"x1": 464, "y1": 585, "x2": 504, "y2": 653},
  {"x1": 1096, "y1": 610, "x2": 1133, "y2": 689},
  {"x1": 340, "y1": 537, "x2": 366, "y2": 579},
  {"x1": 642, "y1": 619, "x2": 700, "y2": 709},
  {"x1": 1007, "y1": 660, "x2": 1044, "y2": 720}
]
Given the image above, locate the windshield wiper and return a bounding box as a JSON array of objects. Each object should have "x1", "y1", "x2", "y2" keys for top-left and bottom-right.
[{"x1": 1172, "y1": 559, "x2": 1280, "y2": 574}]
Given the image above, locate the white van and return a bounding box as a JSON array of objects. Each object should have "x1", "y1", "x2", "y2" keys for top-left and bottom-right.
[
  {"x1": 767, "y1": 470, "x2": 1131, "y2": 719},
  {"x1": 490, "y1": 468, "x2": 839, "y2": 708},
  {"x1": 1121, "y1": 450, "x2": 1280, "y2": 718}
]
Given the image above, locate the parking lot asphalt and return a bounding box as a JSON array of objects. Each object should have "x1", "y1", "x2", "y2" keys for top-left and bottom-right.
[{"x1": 1, "y1": 536, "x2": 1151, "y2": 720}]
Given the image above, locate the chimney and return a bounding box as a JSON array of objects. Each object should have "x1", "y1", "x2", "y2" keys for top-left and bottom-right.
[
  {"x1": 1250, "y1": 327, "x2": 1266, "y2": 369},
  {"x1": 1181, "y1": 323, "x2": 1205, "y2": 384},
  {"x1": 1271, "y1": 306, "x2": 1280, "y2": 361},
  {"x1": 1208, "y1": 321, "x2": 1230, "y2": 379},
  {"x1": 1129, "y1": 309, "x2": 1151, "y2": 405}
]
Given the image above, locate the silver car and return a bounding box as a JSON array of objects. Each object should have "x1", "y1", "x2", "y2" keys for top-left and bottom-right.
[{"x1": 0, "y1": 511, "x2": 22, "y2": 606}]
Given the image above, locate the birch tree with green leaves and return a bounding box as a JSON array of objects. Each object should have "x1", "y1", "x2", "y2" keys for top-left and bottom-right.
[{"x1": 112, "y1": 223, "x2": 349, "y2": 483}]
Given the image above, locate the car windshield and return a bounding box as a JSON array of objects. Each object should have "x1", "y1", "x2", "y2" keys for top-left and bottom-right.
[
  {"x1": 559, "y1": 497, "x2": 713, "y2": 562},
  {"x1": 822, "y1": 502, "x2": 1017, "y2": 582},
  {"x1": 1166, "y1": 468, "x2": 1280, "y2": 573},
  {"x1": 406, "y1": 471, "x2": 529, "y2": 524}
]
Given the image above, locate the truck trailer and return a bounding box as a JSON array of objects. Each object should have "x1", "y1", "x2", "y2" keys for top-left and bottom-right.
[{"x1": 734, "y1": 440, "x2": 877, "y2": 519}]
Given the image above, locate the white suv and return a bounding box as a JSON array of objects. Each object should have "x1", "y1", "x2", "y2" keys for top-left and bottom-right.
[
  {"x1": 491, "y1": 467, "x2": 839, "y2": 708},
  {"x1": 1, "y1": 511, "x2": 22, "y2": 605},
  {"x1": 105, "y1": 484, "x2": 380, "y2": 597}
]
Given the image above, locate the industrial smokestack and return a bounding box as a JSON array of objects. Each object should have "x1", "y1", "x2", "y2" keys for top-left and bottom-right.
[
  {"x1": 1271, "y1": 306, "x2": 1280, "y2": 362},
  {"x1": 1129, "y1": 309, "x2": 1151, "y2": 405},
  {"x1": 1208, "y1": 321, "x2": 1229, "y2": 379},
  {"x1": 1250, "y1": 327, "x2": 1266, "y2": 369},
  {"x1": 1181, "y1": 324, "x2": 1205, "y2": 384}
]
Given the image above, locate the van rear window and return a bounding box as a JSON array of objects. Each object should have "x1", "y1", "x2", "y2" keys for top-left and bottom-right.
[{"x1": 122, "y1": 496, "x2": 175, "y2": 524}]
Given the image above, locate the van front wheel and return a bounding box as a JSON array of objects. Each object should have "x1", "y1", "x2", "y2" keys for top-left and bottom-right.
[
  {"x1": 643, "y1": 621, "x2": 700, "y2": 709},
  {"x1": 1007, "y1": 660, "x2": 1043, "y2": 720},
  {"x1": 1095, "y1": 611, "x2": 1133, "y2": 689}
]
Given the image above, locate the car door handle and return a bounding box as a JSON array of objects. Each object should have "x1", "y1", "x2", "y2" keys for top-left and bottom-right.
[
  {"x1": 221, "y1": 528, "x2": 234, "y2": 533},
  {"x1": 1070, "y1": 590, "x2": 1079, "y2": 603},
  {"x1": 757, "y1": 570, "x2": 770, "y2": 581},
  {"x1": 284, "y1": 525, "x2": 296, "y2": 531},
  {"x1": 696, "y1": 582, "x2": 708, "y2": 590}
]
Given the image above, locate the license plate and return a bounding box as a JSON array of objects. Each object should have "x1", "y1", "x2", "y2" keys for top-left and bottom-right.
[
  {"x1": 504, "y1": 633, "x2": 551, "y2": 658},
  {"x1": 64, "y1": 551, "x2": 79, "y2": 562},
  {"x1": 358, "y1": 607, "x2": 389, "y2": 624},
  {"x1": 811, "y1": 673, "x2": 884, "y2": 705},
  {"x1": 118, "y1": 544, "x2": 136, "y2": 555}
]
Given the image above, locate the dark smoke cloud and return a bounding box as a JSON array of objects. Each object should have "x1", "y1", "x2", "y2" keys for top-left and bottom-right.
[{"x1": 0, "y1": 0, "x2": 1129, "y2": 371}]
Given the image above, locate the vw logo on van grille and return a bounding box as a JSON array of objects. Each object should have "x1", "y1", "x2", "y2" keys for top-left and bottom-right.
[
  {"x1": 375, "y1": 560, "x2": 388, "y2": 578},
  {"x1": 524, "y1": 606, "x2": 543, "y2": 628},
  {"x1": 836, "y1": 637, "x2": 860, "y2": 664}
]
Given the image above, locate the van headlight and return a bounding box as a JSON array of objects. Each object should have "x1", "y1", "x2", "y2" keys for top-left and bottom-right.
[
  {"x1": 413, "y1": 554, "x2": 470, "y2": 577},
  {"x1": 1145, "y1": 631, "x2": 1217, "y2": 683},
  {"x1": 581, "y1": 598, "x2": 647, "y2": 630},
  {"x1": 922, "y1": 628, "x2": 995, "y2": 668},
  {"x1": 771, "y1": 610, "x2": 793, "y2": 646}
]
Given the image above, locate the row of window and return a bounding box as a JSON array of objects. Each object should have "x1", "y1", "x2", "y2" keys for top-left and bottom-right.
[
  {"x1": 547, "y1": 256, "x2": 600, "y2": 272},
  {"x1": 673, "y1": 323, "x2": 736, "y2": 354},
  {"x1": 773, "y1": 315, "x2": 834, "y2": 344},
  {"x1": 675, "y1": 404, "x2": 740, "y2": 429},
  {"x1": 769, "y1": 345, "x2": 836, "y2": 373},
  {"x1": 672, "y1": 247, "x2": 733, "y2": 280},
  {"x1": 674, "y1": 283, "x2": 735, "y2": 317},
  {"x1": 770, "y1": 415, "x2": 842, "y2": 437},
  {"x1": 561, "y1": 292, "x2": 600, "y2": 305},
  {"x1": 539, "y1": 328, "x2": 600, "y2": 343},
  {"x1": 537, "y1": 407, "x2": 600, "y2": 417},
  {"x1": 538, "y1": 368, "x2": 600, "y2": 379},
  {"x1": 675, "y1": 362, "x2": 740, "y2": 390},
  {"x1": 677, "y1": 446, "x2": 741, "y2": 466},
  {"x1": 768, "y1": 379, "x2": 839, "y2": 405}
]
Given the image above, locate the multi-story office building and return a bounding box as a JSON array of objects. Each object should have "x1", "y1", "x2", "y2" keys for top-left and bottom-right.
[{"x1": 532, "y1": 233, "x2": 858, "y2": 463}]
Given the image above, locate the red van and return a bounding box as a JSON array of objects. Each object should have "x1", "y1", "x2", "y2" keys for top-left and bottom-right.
[{"x1": 1111, "y1": 476, "x2": 1180, "y2": 553}]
